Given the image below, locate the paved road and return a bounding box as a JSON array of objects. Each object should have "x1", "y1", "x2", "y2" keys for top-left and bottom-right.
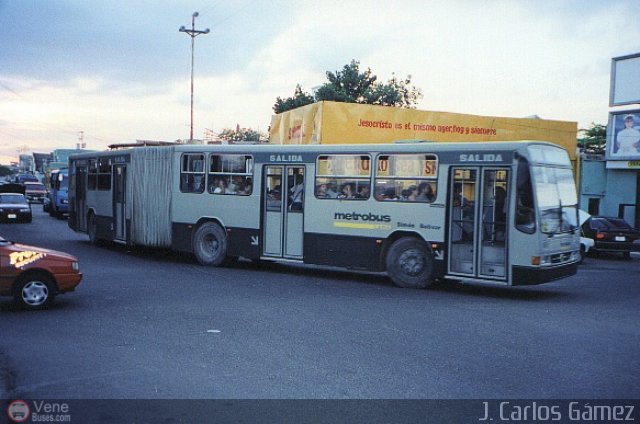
[{"x1": 1, "y1": 209, "x2": 639, "y2": 402}]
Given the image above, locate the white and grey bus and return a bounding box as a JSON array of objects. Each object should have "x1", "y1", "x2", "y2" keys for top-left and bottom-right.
[{"x1": 68, "y1": 141, "x2": 581, "y2": 289}]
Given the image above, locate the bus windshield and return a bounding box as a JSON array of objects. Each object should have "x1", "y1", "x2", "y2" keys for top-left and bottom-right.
[{"x1": 532, "y1": 165, "x2": 578, "y2": 234}]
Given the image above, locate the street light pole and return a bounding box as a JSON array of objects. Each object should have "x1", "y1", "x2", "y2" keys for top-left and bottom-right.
[{"x1": 179, "y1": 12, "x2": 209, "y2": 142}]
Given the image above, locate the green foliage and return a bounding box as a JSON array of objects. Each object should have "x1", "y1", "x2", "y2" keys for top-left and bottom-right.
[
  {"x1": 217, "y1": 127, "x2": 266, "y2": 143},
  {"x1": 273, "y1": 85, "x2": 315, "y2": 114},
  {"x1": 273, "y1": 60, "x2": 422, "y2": 113},
  {"x1": 578, "y1": 123, "x2": 607, "y2": 155}
]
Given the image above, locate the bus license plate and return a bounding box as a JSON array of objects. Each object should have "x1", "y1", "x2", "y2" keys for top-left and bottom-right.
[
  {"x1": 615, "y1": 236, "x2": 625, "y2": 241},
  {"x1": 8, "y1": 214, "x2": 17, "y2": 219}
]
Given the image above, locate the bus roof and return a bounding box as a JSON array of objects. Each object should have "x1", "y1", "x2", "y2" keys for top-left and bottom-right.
[{"x1": 69, "y1": 140, "x2": 564, "y2": 159}]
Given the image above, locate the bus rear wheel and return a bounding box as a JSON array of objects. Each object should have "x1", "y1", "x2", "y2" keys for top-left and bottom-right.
[
  {"x1": 193, "y1": 222, "x2": 228, "y2": 266},
  {"x1": 386, "y1": 238, "x2": 435, "y2": 289}
]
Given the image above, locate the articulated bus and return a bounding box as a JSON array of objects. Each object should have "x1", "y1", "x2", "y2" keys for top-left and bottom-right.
[{"x1": 68, "y1": 141, "x2": 581, "y2": 289}]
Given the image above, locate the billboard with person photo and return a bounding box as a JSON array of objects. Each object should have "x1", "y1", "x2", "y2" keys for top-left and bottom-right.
[{"x1": 607, "y1": 110, "x2": 640, "y2": 159}]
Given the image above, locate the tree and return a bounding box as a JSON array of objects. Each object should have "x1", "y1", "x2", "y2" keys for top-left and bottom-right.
[
  {"x1": 578, "y1": 123, "x2": 607, "y2": 155},
  {"x1": 217, "y1": 127, "x2": 266, "y2": 143},
  {"x1": 273, "y1": 60, "x2": 422, "y2": 113},
  {"x1": 273, "y1": 85, "x2": 315, "y2": 114}
]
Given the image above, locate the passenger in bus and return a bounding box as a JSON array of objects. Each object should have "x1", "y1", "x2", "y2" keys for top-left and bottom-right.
[
  {"x1": 228, "y1": 176, "x2": 244, "y2": 193},
  {"x1": 269, "y1": 185, "x2": 281, "y2": 199},
  {"x1": 289, "y1": 175, "x2": 304, "y2": 211},
  {"x1": 240, "y1": 181, "x2": 252, "y2": 195},
  {"x1": 493, "y1": 186, "x2": 507, "y2": 241},
  {"x1": 376, "y1": 187, "x2": 398, "y2": 201},
  {"x1": 213, "y1": 178, "x2": 228, "y2": 194},
  {"x1": 192, "y1": 175, "x2": 204, "y2": 193},
  {"x1": 316, "y1": 183, "x2": 328, "y2": 198},
  {"x1": 416, "y1": 182, "x2": 435, "y2": 202},
  {"x1": 406, "y1": 185, "x2": 419, "y2": 201},
  {"x1": 325, "y1": 182, "x2": 339, "y2": 198},
  {"x1": 355, "y1": 185, "x2": 370, "y2": 199},
  {"x1": 338, "y1": 183, "x2": 356, "y2": 199},
  {"x1": 453, "y1": 183, "x2": 472, "y2": 210}
]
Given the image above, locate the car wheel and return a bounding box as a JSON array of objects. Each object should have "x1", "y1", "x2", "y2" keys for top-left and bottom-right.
[
  {"x1": 579, "y1": 245, "x2": 586, "y2": 264},
  {"x1": 385, "y1": 237, "x2": 435, "y2": 289},
  {"x1": 13, "y1": 274, "x2": 55, "y2": 311},
  {"x1": 622, "y1": 251, "x2": 631, "y2": 260},
  {"x1": 193, "y1": 222, "x2": 228, "y2": 266}
]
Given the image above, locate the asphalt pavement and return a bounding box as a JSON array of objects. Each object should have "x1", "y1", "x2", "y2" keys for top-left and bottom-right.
[{"x1": 1, "y1": 209, "x2": 639, "y2": 404}]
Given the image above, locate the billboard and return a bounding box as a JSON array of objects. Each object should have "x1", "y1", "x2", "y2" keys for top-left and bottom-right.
[
  {"x1": 610, "y1": 53, "x2": 640, "y2": 107},
  {"x1": 606, "y1": 109, "x2": 640, "y2": 161},
  {"x1": 270, "y1": 101, "x2": 578, "y2": 160}
]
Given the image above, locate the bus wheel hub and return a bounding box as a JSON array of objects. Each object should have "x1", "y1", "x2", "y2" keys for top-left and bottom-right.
[{"x1": 399, "y1": 249, "x2": 424, "y2": 276}]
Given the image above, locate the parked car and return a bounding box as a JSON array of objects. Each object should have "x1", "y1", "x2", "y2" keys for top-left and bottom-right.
[
  {"x1": 0, "y1": 193, "x2": 32, "y2": 223},
  {"x1": 578, "y1": 210, "x2": 593, "y2": 263},
  {"x1": 580, "y1": 216, "x2": 640, "y2": 259},
  {"x1": 23, "y1": 181, "x2": 48, "y2": 203},
  {"x1": 0, "y1": 235, "x2": 82, "y2": 310}
]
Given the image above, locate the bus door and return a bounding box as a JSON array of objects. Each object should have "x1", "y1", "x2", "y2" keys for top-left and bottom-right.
[
  {"x1": 448, "y1": 168, "x2": 509, "y2": 281},
  {"x1": 113, "y1": 164, "x2": 127, "y2": 241},
  {"x1": 75, "y1": 166, "x2": 88, "y2": 232},
  {"x1": 262, "y1": 165, "x2": 305, "y2": 259}
]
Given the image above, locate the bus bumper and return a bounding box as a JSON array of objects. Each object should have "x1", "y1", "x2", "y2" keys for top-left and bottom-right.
[{"x1": 512, "y1": 261, "x2": 579, "y2": 286}]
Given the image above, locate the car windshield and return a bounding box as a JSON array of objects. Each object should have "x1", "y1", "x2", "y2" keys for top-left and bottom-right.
[
  {"x1": 532, "y1": 166, "x2": 578, "y2": 234},
  {"x1": 0, "y1": 194, "x2": 27, "y2": 204},
  {"x1": 591, "y1": 217, "x2": 632, "y2": 231}
]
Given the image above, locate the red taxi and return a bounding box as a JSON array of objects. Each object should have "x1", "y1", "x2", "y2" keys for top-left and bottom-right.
[{"x1": 0, "y1": 235, "x2": 82, "y2": 310}]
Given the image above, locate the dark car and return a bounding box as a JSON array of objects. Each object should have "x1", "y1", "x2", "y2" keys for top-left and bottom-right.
[
  {"x1": 581, "y1": 216, "x2": 640, "y2": 259},
  {"x1": 0, "y1": 193, "x2": 32, "y2": 223}
]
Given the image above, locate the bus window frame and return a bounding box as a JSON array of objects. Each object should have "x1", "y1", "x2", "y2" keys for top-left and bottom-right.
[
  {"x1": 314, "y1": 154, "x2": 372, "y2": 201},
  {"x1": 374, "y1": 153, "x2": 438, "y2": 203},
  {"x1": 207, "y1": 154, "x2": 254, "y2": 196},
  {"x1": 180, "y1": 153, "x2": 206, "y2": 194}
]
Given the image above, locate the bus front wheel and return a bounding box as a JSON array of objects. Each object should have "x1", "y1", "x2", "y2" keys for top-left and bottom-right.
[
  {"x1": 386, "y1": 238, "x2": 435, "y2": 289},
  {"x1": 193, "y1": 222, "x2": 228, "y2": 266}
]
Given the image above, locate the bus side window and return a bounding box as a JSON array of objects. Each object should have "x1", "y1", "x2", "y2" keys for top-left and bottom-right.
[
  {"x1": 180, "y1": 154, "x2": 205, "y2": 194},
  {"x1": 315, "y1": 155, "x2": 371, "y2": 201},
  {"x1": 374, "y1": 154, "x2": 437, "y2": 202},
  {"x1": 515, "y1": 157, "x2": 536, "y2": 234}
]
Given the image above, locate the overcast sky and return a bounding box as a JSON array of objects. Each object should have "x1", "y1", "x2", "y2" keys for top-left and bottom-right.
[{"x1": 1, "y1": 0, "x2": 639, "y2": 164}]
